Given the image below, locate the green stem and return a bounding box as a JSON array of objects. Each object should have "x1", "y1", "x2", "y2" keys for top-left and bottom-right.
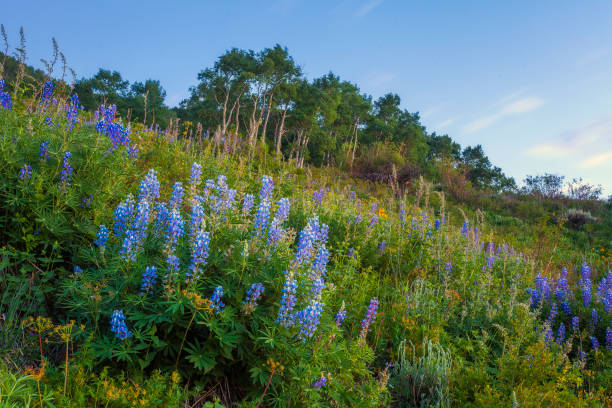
[{"x1": 175, "y1": 310, "x2": 197, "y2": 370}]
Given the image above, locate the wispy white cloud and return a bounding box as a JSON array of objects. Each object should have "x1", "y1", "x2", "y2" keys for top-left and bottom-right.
[
  {"x1": 579, "y1": 151, "x2": 612, "y2": 168},
  {"x1": 435, "y1": 118, "x2": 455, "y2": 128},
  {"x1": 355, "y1": 0, "x2": 383, "y2": 17},
  {"x1": 526, "y1": 117, "x2": 612, "y2": 159},
  {"x1": 463, "y1": 96, "x2": 544, "y2": 133}
]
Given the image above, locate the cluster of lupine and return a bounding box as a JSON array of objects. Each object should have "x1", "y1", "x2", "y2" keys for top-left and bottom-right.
[
  {"x1": 253, "y1": 176, "x2": 274, "y2": 239},
  {"x1": 140, "y1": 266, "x2": 158, "y2": 295},
  {"x1": 209, "y1": 286, "x2": 225, "y2": 313},
  {"x1": 66, "y1": 94, "x2": 81, "y2": 131},
  {"x1": 189, "y1": 162, "x2": 202, "y2": 201},
  {"x1": 110, "y1": 310, "x2": 132, "y2": 340},
  {"x1": 44, "y1": 117, "x2": 53, "y2": 127},
  {"x1": 242, "y1": 194, "x2": 254, "y2": 215},
  {"x1": 39, "y1": 141, "x2": 50, "y2": 161},
  {"x1": 19, "y1": 164, "x2": 32, "y2": 180},
  {"x1": 206, "y1": 175, "x2": 237, "y2": 214},
  {"x1": 187, "y1": 229, "x2": 210, "y2": 281},
  {"x1": 243, "y1": 283, "x2": 265, "y2": 314},
  {"x1": 40, "y1": 81, "x2": 54, "y2": 110},
  {"x1": 461, "y1": 221, "x2": 469, "y2": 237},
  {"x1": 59, "y1": 152, "x2": 73, "y2": 190},
  {"x1": 360, "y1": 297, "x2": 379, "y2": 340},
  {"x1": 0, "y1": 79, "x2": 11, "y2": 110},
  {"x1": 378, "y1": 241, "x2": 386, "y2": 255},
  {"x1": 526, "y1": 264, "x2": 612, "y2": 354},
  {"x1": 169, "y1": 182, "x2": 184, "y2": 210},
  {"x1": 95, "y1": 105, "x2": 135, "y2": 156}
]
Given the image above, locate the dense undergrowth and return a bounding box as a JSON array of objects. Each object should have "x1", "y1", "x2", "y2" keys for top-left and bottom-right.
[{"x1": 0, "y1": 84, "x2": 611, "y2": 407}]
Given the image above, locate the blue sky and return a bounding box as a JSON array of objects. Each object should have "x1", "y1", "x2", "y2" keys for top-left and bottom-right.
[{"x1": 3, "y1": 1, "x2": 612, "y2": 194}]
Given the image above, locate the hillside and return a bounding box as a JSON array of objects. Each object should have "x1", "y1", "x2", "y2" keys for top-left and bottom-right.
[{"x1": 0, "y1": 33, "x2": 611, "y2": 408}]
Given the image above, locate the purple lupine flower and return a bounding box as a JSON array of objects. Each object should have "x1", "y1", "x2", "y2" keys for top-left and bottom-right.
[
  {"x1": 0, "y1": 82, "x2": 11, "y2": 110},
  {"x1": 368, "y1": 215, "x2": 379, "y2": 228},
  {"x1": 167, "y1": 253, "x2": 180, "y2": 272},
  {"x1": 59, "y1": 152, "x2": 73, "y2": 190},
  {"x1": 335, "y1": 301, "x2": 346, "y2": 327},
  {"x1": 66, "y1": 94, "x2": 81, "y2": 131},
  {"x1": 169, "y1": 182, "x2": 184, "y2": 210},
  {"x1": 561, "y1": 300, "x2": 571, "y2": 315},
  {"x1": 165, "y1": 210, "x2": 184, "y2": 250},
  {"x1": 187, "y1": 229, "x2": 210, "y2": 281},
  {"x1": 189, "y1": 199, "x2": 205, "y2": 241},
  {"x1": 378, "y1": 241, "x2": 386, "y2": 255},
  {"x1": 313, "y1": 375, "x2": 327, "y2": 390},
  {"x1": 583, "y1": 284, "x2": 592, "y2": 309},
  {"x1": 360, "y1": 297, "x2": 379, "y2": 339},
  {"x1": 259, "y1": 175, "x2": 274, "y2": 201},
  {"x1": 253, "y1": 197, "x2": 272, "y2": 240},
  {"x1": 399, "y1": 201, "x2": 406, "y2": 225},
  {"x1": 312, "y1": 188, "x2": 325, "y2": 205},
  {"x1": 556, "y1": 323, "x2": 565, "y2": 344},
  {"x1": 591, "y1": 336, "x2": 599, "y2": 351},
  {"x1": 209, "y1": 286, "x2": 225, "y2": 313},
  {"x1": 310, "y1": 246, "x2": 330, "y2": 279},
  {"x1": 434, "y1": 219, "x2": 441, "y2": 230},
  {"x1": 292, "y1": 217, "x2": 323, "y2": 268},
  {"x1": 267, "y1": 198, "x2": 291, "y2": 248},
  {"x1": 544, "y1": 327, "x2": 554, "y2": 345},
  {"x1": 370, "y1": 202, "x2": 378, "y2": 214},
  {"x1": 243, "y1": 283, "x2": 264, "y2": 314},
  {"x1": 189, "y1": 162, "x2": 202, "y2": 189},
  {"x1": 572, "y1": 316, "x2": 580, "y2": 332},
  {"x1": 277, "y1": 273, "x2": 297, "y2": 327},
  {"x1": 113, "y1": 195, "x2": 135, "y2": 236},
  {"x1": 461, "y1": 221, "x2": 469, "y2": 237},
  {"x1": 487, "y1": 255, "x2": 495, "y2": 269},
  {"x1": 242, "y1": 193, "x2": 254, "y2": 215},
  {"x1": 137, "y1": 169, "x2": 160, "y2": 204},
  {"x1": 73, "y1": 266, "x2": 83, "y2": 275},
  {"x1": 132, "y1": 200, "x2": 151, "y2": 245},
  {"x1": 140, "y1": 266, "x2": 158, "y2": 295},
  {"x1": 548, "y1": 303, "x2": 558, "y2": 323},
  {"x1": 296, "y1": 299, "x2": 324, "y2": 341},
  {"x1": 354, "y1": 215, "x2": 363, "y2": 224},
  {"x1": 606, "y1": 327, "x2": 612, "y2": 350},
  {"x1": 110, "y1": 310, "x2": 132, "y2": 340},
  {"x1": 39, "y1": 141, "x2": 50, "y2": 161},
  {"x1": 591, "y1": 309, "x2": 598, "y2": 327},
  {"x1": 154, "y1": 202, "x2": 169, "y2": 236},
  {"x1": 40, "y1": 81, "x2": 54, "y2": 109},
  {"x1": 348, "y1": 247, "x2": 356, "y2": 258},
  {"x1": 120, "y1": 229, "x2": 139, "y2": 262},
  {"x1": 19, "y1": 164, "x2": 32, "y2": 180},
  {"x1": 94, "y1": 224, "x2": 109, "y2": 250}
]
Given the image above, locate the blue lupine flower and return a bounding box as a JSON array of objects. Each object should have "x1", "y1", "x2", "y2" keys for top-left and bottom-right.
[
  {"x1": 154, "y1": 202, "x2": 169, "y2": 236},
  {"x1": 253, "y1": 197, "x2": 272, "y2": 240},
  {"x1": 44, "y1": 117, "x2": 53, "y2": 127},
  {"x1": 606, "y1": 327, "x2": 612, "y2": 350},
  {"x1": 354, "y1": 215, "x2": 362, "y2": 224},
  {"x1": 583, "y1": 284, "x2": 592, "y2": 309},
  {"x1": 292, "y1": 217, "x2": 322, "y2": 268},
  {"x1": 579, "y1": 351, "x2": 587, "y2": 360},
  {"x1": 59, "y1": 152, "x2": 73, "y2": 190},
  {"x1": 347, "y1": 247, "x2": 356, "y2": 258},
  {"x1": 140, "y1": 266, "x2": 158, "y2": 295},
  {"x1": 189, "y1": 199, "x2": 205, "y2": 241},
  {"x1": 120, "y1": 229, "x2": 139, "y2": 262},
  {"x1": 110, "y1": 310, "x2": 132, "y2": 340},
  {"x1": 94, "y1": 224, "x2": 109, "y2": 249},
  {"x1": 259, "y1": 175, "x2": 274, "y2": 201},
  {"x1": 167, "y1": 253, "x2": 180, "y2": 272},
  {"x1": 165, "y1": 210, "x2": 184, "y2": 250},
  {"x1": 555, "y1": 268, "x2": 570, "y2": 300},
  {"x1": 209, "y1": 286, "x2": 225, "y2": 313},
  {"x1": 544, "y1": 327, "x2": 553, "y2": 345},
  {"x1": 243, "y1": 283, "x2": 265, "y2": 313},
  {"x1": 189, "y1": 162, "x2": 202, "y2": 189},
  {"x1": 137, "y1": 169, "x2": 160, "y2": 204},
  {"x1": 556, "y1": 323, "x2": 565, "y2": 344},
  {"x1": 188, "y1": 229, "x2": 210, "y2": 281},
  {"x1": 169, "y1": 182, "x2": 184, "y2": 210},
  {"x1": 296, "y1": 300, "x2": 324, "y2": 341},
  {"x1": 73, "y1": 266, "x2": 83, "y2": 275},
  {"x1": 66, "y1": 94, "x2": 81, "y2": 131},
  {"x1": 561, "y1": 300, "x2": 571, "y2": 315},
  {"x1": 591, "y1": 336, "x2": 599, "y2": 351},
  {"x1": 0, "y1": 81, "x2": 11, "y2": 110},
  {"x1": 335, "y1": 301, "x2": 346, "y2": 327},
  {"x1": 360, "y1": 298, "x2": 379, "y2": 339},
  {"x1": 312, "y1": 188, "x2": 325, "y2": 205},
  {"x1": 39, "y1": 142, "x2": 50, "y2": 162},
  {"x1": 370, "y1": 202, "x2": 378, "y2": 214},
  {"x1": 378, "y1": 241, "x2": 386, "y2": 255},
  {"x1": 313, "y1": 375, "x2": 327, "y2": 390},
  {"x1": 40, "y1": 81, "x2": 54, "y2": 109},
  {"x1": 277, "y1": 273, "x2": 297, "y2": 328},
  {"x1": 572, "y1": 316, "x2": 580, "y2": 332},
  {"x1": 444, "y1": 262, "x2": 452, "y2": 278},
  {"x1": 548, "y1": 303, "x2": 557, "y2": 323},
  {"x1": 461, "y1": 221, "x2": 469, "y2": 237},
  {"x1": 434, "y1": 219, "x2": 441, "y2": 230},
  {"x1": 591, "y1": 309, "x2": 598, "y2": 327},
  {"x1": 368, "y1": 215, "x2": 379, "y2": 228},
  {"x1": 242, "y1": 193, "x2": 255, "y2": 215},
  {"x1": 132, "y1": 200, "x2": 151, "y2": 245},
  {"x1": 310, "y1": 246, "x2": 330, "y2": 279},
  {"x1": 81, "y1": 195, "x2": 92, "y2": 208},
  {"x1": 113, "y1": 195, "x2": 135, "y2": 236},
  {"x1": 19, "y1": 164, "x2": 31, "y2": 180}
]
